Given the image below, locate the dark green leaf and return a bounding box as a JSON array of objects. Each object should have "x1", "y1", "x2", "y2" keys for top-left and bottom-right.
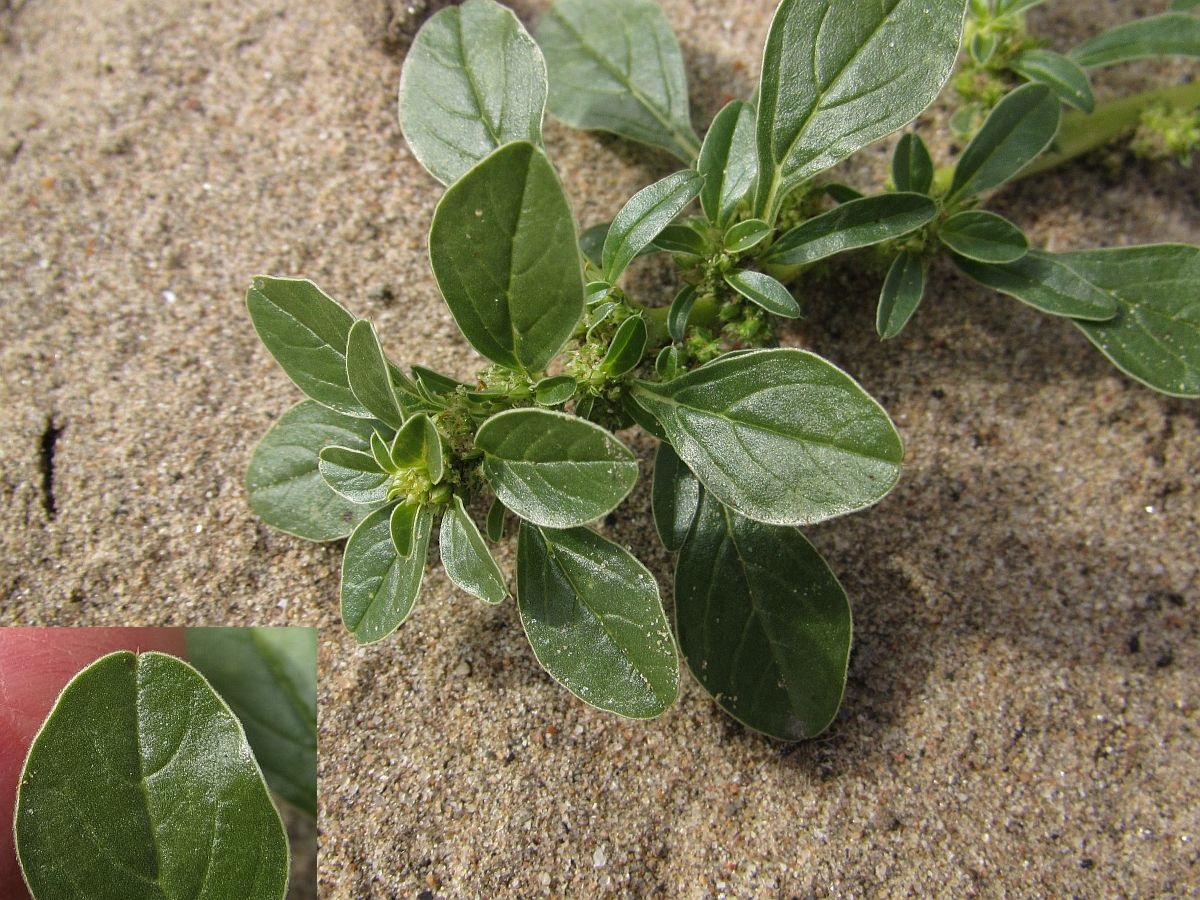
[
  {"x1": 952, "y1": 250, "x2": 1118, "y2": 320},
  {"x1": 246, "y1": 400, "x2": 380, "y2": 541},
  {"x1": 653, "y1": 223, "x2": 710, "y2": 257},
  {"x1": 723, "y1": 219, "x2": 772, "y2": 253},
  {"x1": 1169, "y1": 0, "x2": 1199, "y2": 11},
  {"x1": 667, "y1": 284, "x2": 699, "y2": 343},
  {"x1": 892, "y1": 132, "x2": 934, "y2": 194},
  {"x1": 938, "y1": 209, "x2": 1029, "y2": 263},
  {"x1": 603, "y1": 169, "x2": 703, "y2": 282},
  {"x1": 877, "y1": 251, "x2": 928, "y2": 339},
  {"x1": 631, "y1": 349, "x2": 904, "y2": 526},
  {"x1": 318, "y1": 446, "x2": 390, "y2": 505},
  {"x1": 587, "y1": 281, "x2": 612, "y2": 304},
  {"x1": 430, "y1": 141, "x2": 584, "y2": 373},
  {"x1": 440, "y1": 495, "x2": 508, "y2": 603},
  {"x1": 486, "y1": 496, "x2": 507, "y2": 541},
  {"x1": 517, "y1": 522, "x2": 678, "y2": 718},
  {"x1": 723, "y1": 269, "x2": 801, "y2": 318},
  {"x1": 600, "y1": 315, "x2": 648, "y2": 377},
  {"x1": 15, "y1": 651, "x2": 289, "y2": 899},
  {"x1": 246, "y1": 276, "x2": 366, "y2": 417},
  {"x1": 651, "y1": 441, "x2": 699, "y2": 552},
  {"x1": 389, "y1": 501, "x2": 420, "y2": 557},
  {"x1": 535, "y1": 374, "x2": 578, "y2": 406},
  {"x1": 184, "y1": 627, "x2": 318, "y2": 819},
  {"x1": 411, "y1": 365, "x2": 464, "y2": 397},
  {"x1": 620, "y1": 392, "x2": 667, "y2": 440},
  {"x1": 341, "y1": 504, "x2": 434, "y2": 643},
  {"x1": 536, "y1": 0, "x2": 699, "y2": 161},
  {"x1": 970, "y1": 30, "x2": 999, "y2": 65},
  {"x1": 676, "y1": 491, "x2": 851, "y2": 741},
  {"x1": 1071, "y1": 13, "x2": 1200, "y2": 68},
  {"x1": 947, "y1": 83, "x2": 1061, "y2": 202},
  {"x1": 1010, "y1": 48, "x2": 1095, "y2": 112},
  {"x1": 655, "y1": 345, "x2": 681, "y2": 381},
  {"x1": 753, "y1": 0, "x2": 967, "y2": 220},
  {"x1": 370, "y1": 431, "x2": 396, "y2": 473},
  {"x1": 763, "y1": 193, "x2": 937, "y2": 267},
  {"x1": 698, "y1": 99, "x2": 757, "y2": 226},
  {"x1": 997, "y1": 0, "x2": 1048, "y2": 12},
  {"x1": 579, "y1": 222, "x2": 609, "y2": 268},
  {"x1": 346, "y1": 320, "x2": 405, "y2": 429},
  {"x1": 389, "y1": 412, "x2": 440, "y2": 474},
  {"x1": 476, "y1": 408, "x2": 638, "y2": 528},
  {"x1": 398, "y1": 0, "x2": 547, "y2": 185},
  {"x1": 824, "y1": 182, "x2": 864, "y2": 203}
]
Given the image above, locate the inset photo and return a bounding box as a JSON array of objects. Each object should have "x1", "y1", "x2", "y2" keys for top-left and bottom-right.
[{"x1": 0, "y1": 626, "x2": 316, "y2": 900}]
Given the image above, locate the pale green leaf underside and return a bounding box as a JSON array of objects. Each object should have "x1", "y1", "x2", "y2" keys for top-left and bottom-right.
[
  {"x1": 15, "y1": 651, "x2": 289, "y2": 900},
  {"x1": 341, "y1": 504, "x2": 434, "y2": 643},
  {"x1": 723, "y1": 269, "x2": 802, "y2": 318},
  {"x1": 698, "y1": 99, "x2": 757, "y2": 226},
  {"x1": 440, "y1": 495, "x2": 508, "y2": 604},
  {"x1": 398, "y1": 0, "x2": 548, "y2": 185},
  {"x1": 517, "y1": 522, "x2": 678, "y2": 718}
]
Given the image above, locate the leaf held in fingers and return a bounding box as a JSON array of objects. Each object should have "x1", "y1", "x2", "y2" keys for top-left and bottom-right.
[
  {"x1": 877, "y1": 251, "x2": 928, "y2": 340},
  {"x1": 651, "y1": 441, "x2": 700, "y2": 552},
  {"x1": 346, "y1": 320, "x2": 406, "y2": 429},
  {"x1": 947, "y1": 83, "x2": 1061, "y2": 202},
  {"x1": 185, "y1": 627, "x2": 318, "y2": 819},
  {"x1": 1070, "y1": 13, "x2": 1200, "y2": 68},
  {"x1": 15, "y1": 651, "x2": 289, "y2": 900},
  {"x1": 938, "y1": 210, "x2": 1029, "y2": 263},
  {"x1": 398, "y1": 0, "x2": 548, "y2": 185},
  {"x1": 1010, "y1": 48, "x2": 1095, "y2": 113},
  {"x1": 247, "y1": 276, "x2": 367, "y2": 417},
  {"x1": 675, "y1": 490, "x2": 851, "y2": 741},
  {"x1": 536, "y1": 0, "x2": 699, "y2": 161},
  {"x1": 430, "y1": 141, "x2": 584, "y2": 373},
  {"x1": 246, "y1": 400, "x2": 381, "y2": 541},
  {"x1": 318, "y1": 446, "x2": 391, "y2": 505},
  {"x1": 763, "y1": 193, "x2": 937, "y2": 267},
  {"x1": 476, "y1": 408, "x2": 638, "y2": 528},
  {"x1": 723, "y1": 269, "x2": 802, "y2": 318},
  {"x1": 440, "y1": 495, "x2": 508, "y2": 604},
  {"x1": 342, "y1": 504, "x2": 434, "y2": 643},
  {"x1": 517, "y1": 522, "x2": 678, "y2": 718},
  {"x1": 892, "y1": 133, "x2": 934, "y2": 195},
  {"x1": 603, "y1": 169, "x2": 703, "y2": 282},
  {"x1": 631, "y1": 349, "x2": 904, "y2": 526},
  {"x1": 753, "y1": 0, "x2": 967, "y2": 219},
  {"x1": 698, "y1": 99, "x2": 757, "y2": 226},
  {"x1": 952, "y1": 250, "x2": 1118, "y2": 320},
  {"x1": 600, "y1": 315, "x2": 648, "y2": 377}
]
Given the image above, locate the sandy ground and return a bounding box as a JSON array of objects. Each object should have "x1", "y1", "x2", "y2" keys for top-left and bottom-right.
[{"x1": 1, "y1": 0, "x2": 1197, "y2": 896}]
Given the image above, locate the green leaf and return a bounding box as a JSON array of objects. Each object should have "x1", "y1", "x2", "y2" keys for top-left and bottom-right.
[
  {"x1": 517, "y1": 522, "x2": 678, "y2": 718},
  {"x1": 1010, "y1": 48, "x2": 1095, "y2": 113},
  {"x1": 389, "y1": 501, "x2": 421, "y2": 557},
  {"x1": 246, "y1": 276, "x2": 366, "y2": 417},
  {"x1": 346, "y1": 320, "x2": 405, "y2": 429},
  {"x1": 536, "y1": 0, "x2": 699, "y2": 162},
  {"x1": 15, "y1": 651, "x2": 289, "y2": 899},
  {"x1": 603, "y1": 169, "x2": 703, "y2": 282},
  {"x1": 318, "y1": 445, "x2": 391, "y2": 505},
  {"x1": 600, "y1": 315, "x2": 648, "y2": 377},
  {"x1": 675, "y1": 490, "x2": 851, "y2": 741},
  {"x1": 938, "y1": 210, "x2": 1029, "y2": 263},
  {"x1": 970, "y1": 30, "x2": 999, "y2": 65},
  {"x1": 651, "y1": 441, "x2": 699, "y2": 552},
  {"x1": 486, "y1": 496, "x2": 507, "y2": 541},
  {"x1": 952, "y1": 250, "x2": 1118, "y2": 320},
  {"x1": 824, "y1": 182, "x2": 865, "y2": 203},
  {"x1": 723, "y1": 218, "x2": 772, "y2": 254},
  {"x1": 631, "y1": 349, "x2": 904, "y2": 526},
  {"x1": 1071, "y1": 13, "x2": 1200, "y2": 68},
  {"x1": 752, "y1": 0, "x2": 967, "y2": 220},
  {"x1": 656, "y1": 344, "x2": 681, "y2": 381},
  {"x1": 398, "y1": 0, "x2": 547, "y2": 186},
  {"x1": 723, "y1": 269, "x2": 802, "y2": 318},
  {"x1": 892, "y1": 132, "x2": 934, "y2": 194},
  {"x1": 877, "y1": 251, "x2": 929, "y2": 340},
  {"x1": 763, "y1": 193, "x2": 938, "y2": 267},
  {"x1": 341, "y1": 504, "x2": 434, "y2": 643},
  {"x1": 653, "y1": 223, "x2": 710, "y2": 257},
  {"x1": 667, "y1": 284, "x2": 699, "y2": 343},
  {"x1": 440, "y1": 495, "x2": 508, "y2": 604},
  {"x1": 411, "y1": 365, "x2": 463, "y2": 397},
  {"x1": 475, "y1": 408, "x2": 638, "y2": 528},
  {"x1": 389, "y1": 412, "x2": 439, "y2": 474},
  {"x1": 184, "y1": 627, "x2": 317, "y2": 820},
  {"x1": 1062, "y1": 245, "x2": 1200, "y2": 397},
  {"x1": 430, "y1": 141, "x2": 584, "y2": 373},
  {"x1": 246, "y1": 400, "x2": 380, "y2": 541},
  {"x1": 698, "y1": 99, "x2": 757, "y2": 226},
  {"x1": 947, "y1": 83, "x2": 1061, "y2": 202},
  {"x1": 370, "y1": 431, "x2": 396, "y2": 473},
  {"x1": 1169, "y1": 0, "x2": 1200, "y2": 11},
  {"x1": 996, "y1": 0, "x2": 1048, "y2": 13},
  {"x1": 534, "y1": 374, "x2": 577, "y2": 406}
]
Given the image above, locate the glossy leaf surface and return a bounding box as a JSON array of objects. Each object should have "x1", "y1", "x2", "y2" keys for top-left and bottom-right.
[
  {"x1": 631, "y1": 349, "x2": 904, "y2": 526},
  {"x1": 892, "y1": 132, "x2": 934, "y2": 195},
  {"x1": 15, "y1": 651, "x2": 288, "y2": 899},
  {"x1": 600, "y1": 315, "x2": 648, "y2": 377},
  {"x1": 667, "y1": 284, "x2": 699, "y2": 343},
  {"x1": 953, "y1": 250, "x2": 1118, "y2": 320},
  {"x1": 651, "y1": 441, "x2": 700, "y2": 552},
  {"x1": 346, "y1": 320, "x2": 405, "y2": 429},
  {"x1": 536, "y1": 0, "x2": 699, "y2": 161},
  {"x1": 430, "y1": 142, "x2": 583, "y2": 373},
  {"x1": 1010, "y1": 48, "x2": 1095, "y2": 112},
  {"x1": 318, "y1": 446, "x2": 391, "y2": 505},
  {"x1": 517, "y1": 522, "x2": 678, "y2": 718},
  {"x1": 939, "y1": 210, "x2": 1029, "y2": 263},
  {"x1": 246, "y1": 400, "x2": 380, "y2": 541},
  {"x1": 723, "y1": 219, "x2": 772, "y2": 254},
  {"x1": 440, "y1": 495, "x2": 508, "y2": 604},
  {"x1": 698, "y1": 99, "x2": 757, "y2": 226},
  {"x1": 476, "y1": 408, "x2": 638, "y2": 528},
  {"x1": 763, "y1": 193, "x2": 937, "y2": 267},
  {"x1": 603, "y1": 169, "x2": 703, "y2": 282},
  {"x1": 342, "y1": 504, "x2": 434, "y2": 643},
  {"x1": 723, "y1": 269, "x2": 802, "y2": 318},
  {"x1": 877, "y1": 251, "x2": 928, "y2": 339},
  {"x1": 185, "y1": 627, "x2": 318, "y2": 819},
  {"x1": 752, "y1": 0, "x2": 967, "y2": 219},
  {"x1": 1071, "y1": 13, "x2": 1200, "y2": 68},
  {"x1": 676, "y1": 491, "x2": 851, "y2": 741},
  {"x1": 398, "y1": 0, "x2": 547, "y2": 186}
]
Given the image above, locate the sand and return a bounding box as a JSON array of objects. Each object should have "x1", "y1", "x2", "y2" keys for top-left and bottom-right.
[{"x1": 1, "y1": 0, "x2": 1197, "y2": 896}]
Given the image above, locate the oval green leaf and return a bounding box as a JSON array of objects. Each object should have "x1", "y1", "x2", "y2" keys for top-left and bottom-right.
[
  {"x1": 341, "y1": 504, "x2": 434, "y2": 643},
  {"x1": 763, "y1": 193, "x2": 937, "y2": 267},
  {"x1": 723, "y1": 218, "x2": 772, "y2": 254},
  {"x1": 345, "y1": 319, "x2": 405, "y2": 429},
  {"x1": 1070, "y1": 13, "x2": 1200, "y2": 68},
  {"x1": 536, "y1": 0, "x2": 699, "y2": 162},
  {"x1": 653, "y1": 223, "x2": 710, "y2": 257},
  {"x1": 485, "y1": 496, "x2": 507, "y2": 542},
  {"x1": 534, "y1": 374, "x2": 577, "y2": 406},
  {"x1": 667, "y1": 284, "x2": 699, "y2": 343},
  {"x1": 600, "y1": 314, "x2": 648, "y2": 377},
  {"x1": 631, "y1": 349, "x2": 904, "y2": 526},
  {"x1": 1010, "y1": 48, "x2": 1095, "y2": 113},
  {"x1": 892, "y1": 132, "x2": 934, "y2": 194},
  {"x1": 246, "y1": 400, "x2": 381, "y2": 541},
  {"x1": 476, "y1": 408, "x2": 638, "y2": 528},
  {"x1": 877, "y1": 251, "x2": 929, "y2": 340},
  {"x1": 517, "y1": 522, "x2": 678, "y2": 718},
  {"x1": 318, "y1": 445, "x2": 390, "y2": 505},
  {"x1": 676, "y1": 490, "x2": 851, "y2": 741},
  {"x1": 723, "y1": 269, "x2": 801, "y2": 318},
  {"x1": 398, "y1": 0, "x2": 548, "y2": 186},
  {"x1": 698, "y1": 99, "x2": 757, "y2": 226},
  {"x1": 440, "y1": 495, "x2": 508, "y2": 604},
  {"x1": 952, "y1": 250, "x2": 1118, "y2": 320},
  {"x1": 15, "y1": 651, "x2": 289, "y2": 900},
  {"x1": 939, "y1": 209, "x2": 1029, "y2": 263},
  {"x1": 651, "y1": 441, "x2": 700, "y2": 552},
  {"x1": 602, "y1": 169, "x2": 703, "y2": 283},
  {"x1": 430, "y1": 141, "x2": 584, "y2": 374}
]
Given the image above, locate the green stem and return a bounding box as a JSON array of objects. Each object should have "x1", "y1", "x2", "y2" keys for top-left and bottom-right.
[{"x1": 1017, "y1": 81, "x2": 1200, "y2": 180}]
